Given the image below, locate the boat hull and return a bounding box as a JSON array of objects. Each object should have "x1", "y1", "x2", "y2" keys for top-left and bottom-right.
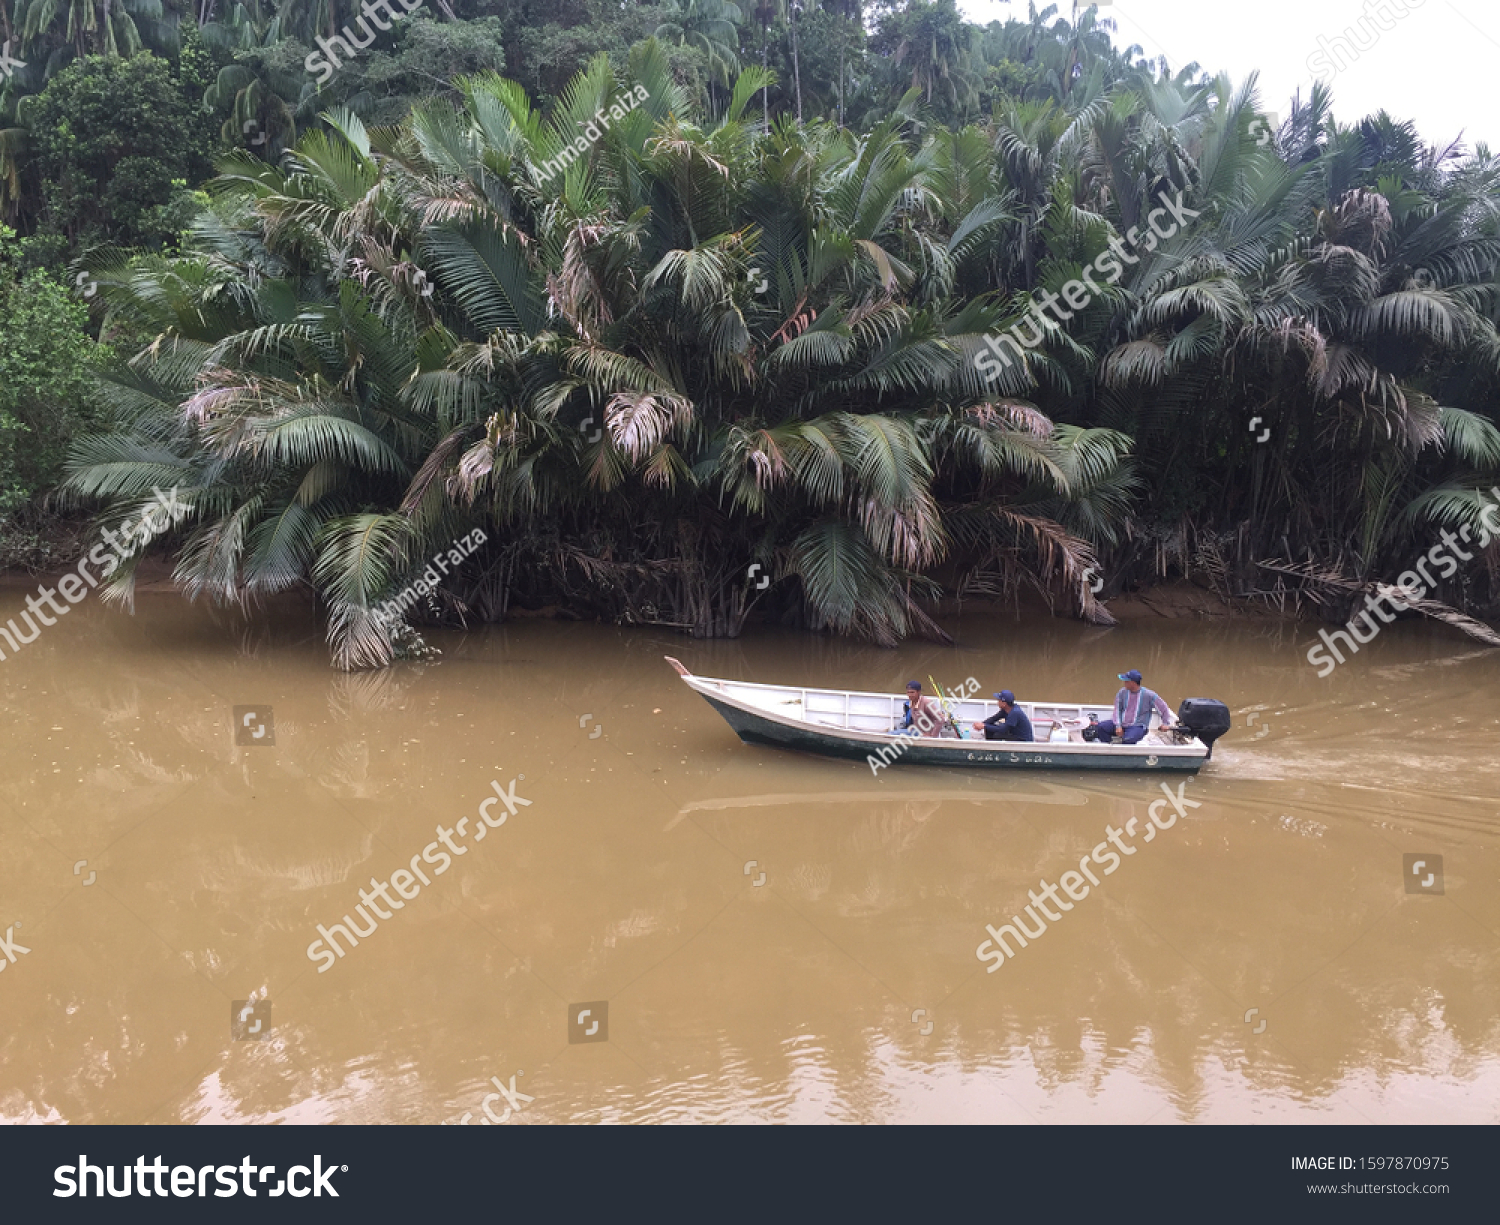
[{"x1": 696, "y1": 689, "x2": 1205, "y2": 773}]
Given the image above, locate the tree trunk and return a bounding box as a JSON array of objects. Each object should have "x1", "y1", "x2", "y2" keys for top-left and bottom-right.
[
  {"x1": 762, "y1": 26, "x2": 769, "y2": 127},
  {"x1": 790, "y1": 4, "x2": 803, "y2": 124},
  {"x1": 838, "y1": 38, "x2": 845, "y2": 127}
]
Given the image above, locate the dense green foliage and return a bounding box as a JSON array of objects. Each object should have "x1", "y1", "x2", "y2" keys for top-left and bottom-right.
[
  {"x1": 21, "y1": 53, "x2": 217, "y2": 254},
  {"x1": 2, "y1": 1, "x2": 1157, "y2": 237},
  {"x1": 0, "y1": 225, "x2": 103, "y2": 560},
  {"x1": 0, "y1": 1, "x2": 1497, "y2": 665}
]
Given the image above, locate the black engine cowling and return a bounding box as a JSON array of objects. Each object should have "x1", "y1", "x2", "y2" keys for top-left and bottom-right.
[{"x1": 1177, "y1": 698, "x2": 1232, "y2": 758}]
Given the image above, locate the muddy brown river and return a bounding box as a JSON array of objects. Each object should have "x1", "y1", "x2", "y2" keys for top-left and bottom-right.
[{"x1": 1, "y1": 590, "x2": 1497, "y2": 1124}]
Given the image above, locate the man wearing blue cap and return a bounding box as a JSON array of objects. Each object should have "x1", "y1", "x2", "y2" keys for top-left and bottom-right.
[
  {"x1": 1093, "y1": 670, "x2": 1173, "y2": 745},
  {"x1": 972, "y1": 690, "x2": 1034, "y2": 742}
]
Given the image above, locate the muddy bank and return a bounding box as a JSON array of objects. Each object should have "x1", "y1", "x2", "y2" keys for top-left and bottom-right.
[
  {"x1": 0, "y1": 560, "x2": 1417, "y2": 627},
  {"x1": 0, "y1": 560, "x2": 1283, "y2": 623},
  {"x1": 6, "y1": 546, "x2": 1494, "y2": 655}
]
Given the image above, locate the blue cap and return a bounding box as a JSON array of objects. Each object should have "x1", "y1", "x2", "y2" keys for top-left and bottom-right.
[
  {"x1": 1118, "y1": 669, "x2": 1143, "y2": 683},
  {"x1": 906, "y1": 681, "x2": 922, "y2": 690},
  {"x1": 996, "y1": 690, "x2": 1015, "y2": 703}
]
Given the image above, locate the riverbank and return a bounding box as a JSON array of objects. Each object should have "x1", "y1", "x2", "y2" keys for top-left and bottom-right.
[
  {"x1": 0, "y1": 555, "x2": 1293, "y2": 624},
  {"x1": 0, "y1": 552, "x2": 205, "y2": 594},
  {"x1": 4, "y1": 536, "x2": 1495, "y2": 655}
]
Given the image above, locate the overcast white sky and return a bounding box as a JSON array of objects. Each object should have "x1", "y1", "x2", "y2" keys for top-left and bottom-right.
[{"x1": 957, "y1": 0, "x2": 1498, "y2": 152}]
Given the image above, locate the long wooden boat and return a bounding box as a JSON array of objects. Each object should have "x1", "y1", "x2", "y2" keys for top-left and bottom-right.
[{"x1": 665, "y1": 657, "x2": 1228, "y2": 773}]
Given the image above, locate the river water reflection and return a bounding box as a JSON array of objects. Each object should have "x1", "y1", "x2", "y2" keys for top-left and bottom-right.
[{"x1": 1, "y1": 591, "x2": 1497, "y2": 1123}]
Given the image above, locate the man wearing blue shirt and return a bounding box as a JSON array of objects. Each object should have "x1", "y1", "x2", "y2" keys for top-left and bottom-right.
[
  {"x1": 973, "y1": 690, "x2": 1034, "y2": 742},
  {"x1": 1094, "y1": 670, "x2": 1173, "y2": 745}
]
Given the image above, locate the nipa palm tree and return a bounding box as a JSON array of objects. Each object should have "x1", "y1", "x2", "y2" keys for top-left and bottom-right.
[{"x1": 64, "y1": 45, "x2": 1132, "y2": 665}]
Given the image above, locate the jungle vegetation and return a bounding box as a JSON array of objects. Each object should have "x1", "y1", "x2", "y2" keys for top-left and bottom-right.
[{"x1": 1, "y1": 2, "x2": 1497, "y2": 665}]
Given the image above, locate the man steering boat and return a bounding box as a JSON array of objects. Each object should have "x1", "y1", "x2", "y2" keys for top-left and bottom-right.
[{"x1": 1090, "y1": 669, "x2": 1174, "y2": 745}]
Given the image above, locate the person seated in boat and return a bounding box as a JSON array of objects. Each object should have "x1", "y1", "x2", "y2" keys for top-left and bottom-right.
[
  {"x1": 896, "y1": 681, "x2": 953, "y2": 737},
  {"x1": 1092, "y1": 670, "x2": 1174, "y2": 745},
  {"x1": 972, "y1": 690, "x2": 1033, "y2": 741}
]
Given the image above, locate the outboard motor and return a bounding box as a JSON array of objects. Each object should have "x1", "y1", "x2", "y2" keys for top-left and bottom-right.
[{"x1": 1177, "y1": 698, "x2": 1232, "y2": 758}]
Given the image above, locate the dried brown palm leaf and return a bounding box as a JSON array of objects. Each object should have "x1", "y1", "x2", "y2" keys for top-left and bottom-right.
[{"x1": 604, "y1": 390, "x2": 695, "y2": 461}]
